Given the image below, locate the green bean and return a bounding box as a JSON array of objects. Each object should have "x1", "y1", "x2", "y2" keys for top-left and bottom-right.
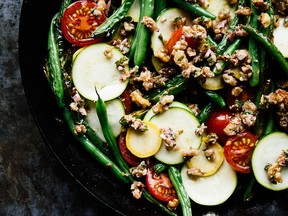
[
  {"x1": 198, "y1": 102, "x2": 215, "y2": 124},
  {"x1": 142, "y1": 191, "x2": 177, "y2": 216},
  {"x1": 207, "y1": 35, "x2": 218, "y2": 47},
  {"x1": 91, "y1": 0, "x2": 135, "y2": 38},
  {"x1": 204, "y1": 90, "x2": 226, "y2": 108},
  {"x1": 150, "y1": 76, "x2": 190, "y2": 103},
  {"x1": 212, "y1": 38, "x2": 241, "y2": 74},
  {"x1": 216, "y1": 0, "x2": 246, "y2": 55},
  {"x1": 248, "y1": 1, "x2": 260, "y2": 87},
  {"x1": 47, "y1": 13, "x2": 65, "y2": 109},
  {"x1": 94, "y1": 89, "x2": 133, "y2": 182},
  {"x1": 168, "y1": 166, "x2": 192, "y2": 216},
  {"x1": 154, "y1": 0, "x2": 167, "y2": 19},
  {"x1": 170, "y1": 0, "x2": 216, "y2": 19},
  {"x1": 153, "y1": 163, "x2": 168, "y2": 174},
  {"x1": 242, "y1": 25, "x2": 288, "y2": 78},
  {"x1": 63, "y1": 107, "x2": 129, "y2": 184},
  {"x1": 133, "y1": 0, "x2": 155, "y2": 67},
  {"x1": 244, "y1": 175, "x2": 256, "y2": 202},
  {"x1": 81, "y1": 120, "x2": 114, "y2": 158},
  {"x1": 59, "y1": 0, "x2": 72, "y2": 15}
]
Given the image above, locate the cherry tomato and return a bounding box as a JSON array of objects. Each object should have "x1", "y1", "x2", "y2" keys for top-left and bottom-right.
[
  {"x1": 166, "y1": 27, "x2": 198, "y2": 54},
  {"x1": 226, "y1": 86, "x2": 255, "y2": 108},
  {"x1": 118, "y1": 132, "x2": 142, "y2": 167},
  {"x1": 146, "y1": 167, "x2": 178, "y2": 202},
  {"x1": 61, "y1": 0, "x2": 106, "y2": 47},
  {"x1": 224, "y1": 131, "x2": 257, "y2": 173},
  {"x1": 119, "y1": 89, "x2": 132, "y2": 114},
  {"x1": 206, "y1": 109, "x2": 233, "y2": 143}
]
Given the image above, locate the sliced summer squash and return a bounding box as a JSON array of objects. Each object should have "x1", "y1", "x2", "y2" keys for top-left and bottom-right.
[
  {"x1": 252, "y1": 132, "x2": 288, "y2": 191},
  {"x1": 126, "y1": 121, "x2": 162, "y2": 158},
  {"x1": 181, "y1": 159, "x2": 237, "y2": 206},
  {"x1": 125, "y1": 0, "x2": 140, "y2": 22},
  {"x1": 143, "y1": 101, "x2": 192, "y2": 121},
  {"x1": 186, "y1": 142, "x2": 224, "y2": 176},
  {"x1": 72, "y1": 43, "x2": 129, "y2": 101},
  {"x1": 85, "y1": 98, "x2": 125, "y2": 142},
  {"x1": 149, "y1": 107, "x2": 201, "y2": 164},
  {"x1": 198, "y1": 75, "x2": 225, "y2": 90},
  {"x1": 206, "y1": 0, "x2": 236, "y2": 17},
  {"x1": 273, "y1": 17, "x2": 288, "y2": 58},
  {"x1": 151, "y1": 8, "x2": 193, "y2": 53}
]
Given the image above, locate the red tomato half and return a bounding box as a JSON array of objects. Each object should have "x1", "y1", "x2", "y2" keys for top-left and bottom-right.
[
  {"x1": 119, "y1": 89, "x2": 132, "y2": 114},
  {"x1": 206, "y1": 109, "x2": 233, "y2": 143},
  {"x1": 146, "y1": 167, "x2": 178, "y2": 202},
  {"x1": 61, "y1": 0, "x2": 106, "y2": 46},
  {"x1": 118, "y1": 132, "x2": 142, "y2": 167},
  {"x1": 224, "y1": 132, "x2": 257, "y2": 173},
  {"x1": 166, "y1": 27, "x2": 198, "y2": 54}
]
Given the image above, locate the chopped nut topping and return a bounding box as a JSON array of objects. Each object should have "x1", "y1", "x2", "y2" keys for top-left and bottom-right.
[
  {"x1": 130, "y1": 89, "x2": 151, "y2": 109},
  {"x1": 120, "y1": 115, "x2": 147, "y2": 131},
  {"x1": 152, "y1": 95, "x2": 174, "y2": 114},
  {"x1": 74, "y1": 124, "x2": 87, "y2": 135},
  {"x1": 141, "y1": 16, "x2": 158, "y2": 31},
  {"x1": 167, "y1": 199, "x2": 179, "y2": 211},
  {"x1": 131, "y1": 181, "x2": 145, "y2": 199},
  {"x1": 259, "y1": 12, "x2": 271, "y2": 28},
  {"x1": 160, "y1": 127, "x2": 182, "y2": 151},
  {"x1": 130, "y1": 161, "x2": 148, "y2": 178},
  {"x1": 187, "y1": 167, "x2": 206, "y2": 176}
]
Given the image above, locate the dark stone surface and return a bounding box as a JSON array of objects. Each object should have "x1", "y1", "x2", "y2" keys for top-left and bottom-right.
[{"x1": 0, "y1": 1, "x2": 118, "y2": 215}]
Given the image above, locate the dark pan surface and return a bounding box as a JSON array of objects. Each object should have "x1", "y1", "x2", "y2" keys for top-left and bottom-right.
[{"x1": 19, "y1": 0, "x2": 288, "y2": 215}]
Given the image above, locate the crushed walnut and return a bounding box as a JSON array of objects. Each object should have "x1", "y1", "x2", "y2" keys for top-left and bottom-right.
[
  {"x1": 130, "y1": 161, "x2": 148, "y2": 178},
  {"x1": 160, "y1": 127, "x2": 182, "y2": 151},
  {"x1": 265, "y1": 150, "x2": 288, "y2": 184},
  {"x1": 152, "y1": 95, "x2": 174, "y2": 114},
  {"x1": 131, "y1": 181, "x2": 145, "y2": 199},
  {"x1": 130, "y1": 89, "x2": 151, "y2": 109}
]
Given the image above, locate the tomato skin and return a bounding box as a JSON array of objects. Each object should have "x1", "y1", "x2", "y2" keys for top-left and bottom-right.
[
  {"x1": 224, "y1": 132, "x2": 257, "y2": 173},
  {"x1": 206, "y1": 109, "x2": 233, "y2": 143},
  {"x1": 119, "y1": 89, "x2": 132, "y2": 114},
  {"x1": 146, "y1": 167, "x2": 178, "y2": 202},
  {"x1": 61, "y1": 0, "x2": 106, "y2": 47},
  {"x1": 226, "y1": 87, "x2": 255, "y2": 108},
  {"x1": 118, "y1": 132, "x2": 142, "y2": 167},
  {"x1": 166, "y1": 27, "x2": 198, "y2": 54}
]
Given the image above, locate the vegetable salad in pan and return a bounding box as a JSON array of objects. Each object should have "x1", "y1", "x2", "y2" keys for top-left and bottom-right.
[{"x1": 44, "y1": 0, "x2": 288, "y2": 215}]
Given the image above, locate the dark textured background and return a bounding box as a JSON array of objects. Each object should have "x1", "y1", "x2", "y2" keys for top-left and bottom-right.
[{"x1": 0, "y1": 1, "x2": 118, "y2": 215}]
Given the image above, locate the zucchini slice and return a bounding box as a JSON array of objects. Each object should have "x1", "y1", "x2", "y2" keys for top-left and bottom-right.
[
  {"x1": 206, "y1": 0, "x2": 236, "y2": 17},
  {"x1": 143, "y1": 101, "x2": 192, "y2": 121},
  {"x1": 252, "y1": 132, "x2": 288, "y2": 191},
  {"x1": 85, "y1": 98, "x2": 125, "y2": 142},
  {"x1": 274, "y1": 17, "x2": 288, "y2": 58},
  {"x1": 181, "y1": 159, "x2": 237, "y2": 206},
  {"x1": 72, "y1": 43, "x2": 129, "y2": 101},
  {"x1": 151, "y1": 8, "x2": 193, "y2": 53},
  {"x1": 149, "y1": 107, "x2": 201, "y2": 164}
]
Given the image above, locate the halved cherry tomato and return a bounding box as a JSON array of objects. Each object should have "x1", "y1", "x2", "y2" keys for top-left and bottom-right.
[
  {"x1": 206, "y1": 108, "x2": 233, "y2": 144},
  {"x1": 61, "y1": 0, "x2": 106, "y2": 47},
  {"x1": 165, "y1": 27, "x2": 198, "y2": 54},
  {"x1": 119, "y1": 89, "x2": 132, "y2": 114},
  {"x1": 146, "y1": 167, "x2": 178, "y2": 202},
  {"x1": 224, "y1": 131, "x2": 258, "y2": 173},
  {"x1": 118, "y1": 132, "x2": 142, "y2": 167}
]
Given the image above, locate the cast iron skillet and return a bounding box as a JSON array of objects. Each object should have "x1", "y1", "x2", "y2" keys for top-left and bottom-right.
[{"x1": 19, "y1": 0, "x2": 288, "y2": 215}]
